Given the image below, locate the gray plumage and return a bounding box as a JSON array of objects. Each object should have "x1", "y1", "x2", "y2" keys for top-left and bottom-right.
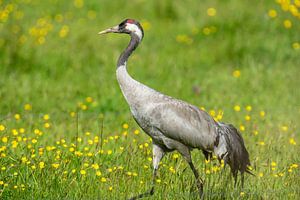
[{"x1": 99, "y1": 19, "x2": 252, "y2": 199}]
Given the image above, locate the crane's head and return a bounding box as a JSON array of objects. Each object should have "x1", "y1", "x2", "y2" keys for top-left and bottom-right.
[{"x1": 98, "y1": 19, "x2": 144, "y2": 41}]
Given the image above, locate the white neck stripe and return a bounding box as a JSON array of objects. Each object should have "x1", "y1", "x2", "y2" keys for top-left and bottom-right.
[{"x1": 126, "y1": 23, "x2": 143, "y2": 41}]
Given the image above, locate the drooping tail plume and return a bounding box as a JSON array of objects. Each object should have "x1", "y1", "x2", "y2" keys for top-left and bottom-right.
[{"x1": 214, "y1": 122, "x2": 253, "y2": 186}]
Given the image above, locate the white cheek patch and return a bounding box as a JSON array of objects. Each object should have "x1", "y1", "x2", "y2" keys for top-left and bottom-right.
[{"x1": 126, "y1": 23, "x2": 143, "y2": 41}]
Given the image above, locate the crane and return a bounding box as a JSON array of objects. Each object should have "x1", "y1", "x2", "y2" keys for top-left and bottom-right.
[{"x1": 99, "y1": 19, "x2": 252, "y2": 199}]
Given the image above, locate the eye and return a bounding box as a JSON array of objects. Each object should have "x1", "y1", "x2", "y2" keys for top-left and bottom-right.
[{"x1": 119, "y1": 22, "x2": 125, "y2": 27}]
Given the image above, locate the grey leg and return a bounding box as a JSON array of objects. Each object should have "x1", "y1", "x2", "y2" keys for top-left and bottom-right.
[
  {"x1": 128, "y1": 143, "x2": 165, "y2": 200},
  {"x1": 175, "y1": 144, "x2": 204, "y2": 199}
]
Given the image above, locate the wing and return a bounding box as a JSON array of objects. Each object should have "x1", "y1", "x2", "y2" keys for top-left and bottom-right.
[{"x1": 147, "y1": 99, "x2": 218, "y2": 150}]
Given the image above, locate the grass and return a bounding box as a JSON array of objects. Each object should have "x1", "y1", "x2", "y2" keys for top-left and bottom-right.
[{"x1": 0, "y1": 0, "x2": 300, "y2": 199}]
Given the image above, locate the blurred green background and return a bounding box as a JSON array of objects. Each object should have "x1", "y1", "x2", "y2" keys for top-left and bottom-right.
[
  {"x1": 1, "y1": 0, "x2": 299, "y2": 119},
  {"x1": 0, "y1": 0, "x2": 300, "y2": 199}
]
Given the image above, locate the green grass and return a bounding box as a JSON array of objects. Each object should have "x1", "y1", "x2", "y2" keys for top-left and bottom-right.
[{"x1": 0, "y1": 0, "x2": 300, "y2": 199}]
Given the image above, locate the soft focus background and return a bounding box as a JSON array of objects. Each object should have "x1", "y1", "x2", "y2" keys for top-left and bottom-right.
[{"x1": 0, "y1": 0, "x2": 299, "y2": 199}]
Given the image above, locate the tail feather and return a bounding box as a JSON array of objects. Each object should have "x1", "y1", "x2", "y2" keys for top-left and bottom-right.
[{"x1": 215, "y1": 122, "x2": 252, "y2": 180}]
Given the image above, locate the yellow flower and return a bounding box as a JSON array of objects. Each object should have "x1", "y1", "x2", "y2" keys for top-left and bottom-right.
[
  {"x1": 32, "y1": 139, "x2": 37, "y2": 144},
  {"x1": 100, "y1": 177, "x2": 107, "y2": 182},
  {"x1": 44, "y1": 123, "x2": 50, "y2": 128},
  {"x1": 14, "y1": 114, "x2": 21, "y2": 120},
  {"x1": 70, "y1": 112, "x2": 76, "y2": 117},
  {"x1": 21, "y1": 157, "x2": 28, "y2": 163},
  {"x1": 0, "y1": 181, "x2": 3, "y2": 185},
  {"x1": 169, "y1": 166, "x2": 175, "y2": 173},
  {"x1": 126, "y1": 171, "x2": 132, "y2": 176},
  {"x1": 37, "y1": 37, "x2": 45, "y2": 45},
  {"x1": 0, "y1": 124, "x2": 5, "y2": 131},
  {"x1": 216, "y1": 110, "x2": 223, "y2": 121},
  {"x1": 258, "y1": 172, "x2": 263, "y2": 177},
  {"x1": 80, "y1": 169, "x2": 86, "y2": 175},
  {"x1": 245, "y1": 115, "x2": 251, "y2": 121},
  {"x1": 108, "y1": 186, "x2": 113, "y2": 191},
  {"x1": 260, "y1": 111, "x2": 265, "y2": 117},
  {"x1": 141, "y1": 21, "x2": 151, "y2": 31},
  {"x1": 281, "y1": 126, "x2": 288, "y2": 132},
  {"x1": 172, "y1": 153, "x2": 179, "y2": 159},
  {"x1": 253, "y1": 130, "x2": 258, "y2": 135},
  {"x1": 87, "y1": 10, "x2": 96, "y2": 20},
  {"x1": 55, "y1": 14, "x2": 63, "y2": 23},
  {"x1": 2, "y1": 137, "x2": 8, "y2": 143},
  {"x1": 271, "y1": 161, "x2": 277, "y2": 167},
  {"x1": 209, "y1": 110, "x2": 216, "y2": 117},
  {"x1": 207, "y1": 7, "x2": 217, "y2": 16},
  {"x1": 289, "y1": 138, "x2": 296, "y2": 145},
  {"x1": 19, "y1": 128, "x2": 25, "y2": 134},
  {"x1": 292, "y1": 42, "x2": 300, "y2": 50},
  {"x1": 291, "y1": 164, "x2": 298, "y2": 168},
  {"x1": 59, "y1": 25, "x2": 69, "y2": 38},
  {"x1": 39, "y1": 162, "x2": 45, "y2": 169},
  {"x1": 258, "y1": 141, "x2": 265, "y2": 146},
  {"x1": 234, "y1": 105, "x2": 241, "y2": 112},
  {"x1": 52, "y1": 163, "x2": 60, "y2": 169},
  {"x1": 245, "y1": 105, "x2": 252, "y2": 111},
  {"x1": 233, "y1": 70, "x2": 241, "y2": 78},
  {"x1": 123, "y1": 131, "x2": 128, "y2": 136},
  {"x1": 176, "y1": 34, "x2": 193, "y2": 45},
  {"x1": 239, "y1": 125, "x2": 245, "y2": 132},
  {"x1": 83, "y1": 163, "x2": 89, "y2": 168},
  {"x1": 85, "y1": 97, "x2": 93, "y2": 103},
  {"x1": 283, "y1": 19, "x2": 292, "y2": 29},
  {"x1": 268, "y1": 9, "x2": 277, "y2": 18},
  {"x1": 107, "y1": 150, "x2": 112, "y2": 155},
  {"x1": 156, "y1": 179, "x2": 161, "y2": 183},
  {"x1": 134, "y1": 129, "x2": 140, "y2": 135},
  {"x1": 278, "y1": 172, "x2": 284, "y2": 177},
  {"x1": 96, "y1": 171, "x2": 102, "y2": 176},
  {"x1": 12, "y1": 129, "x2": 18, "y2": 136},
  {"x1": 122, "y1": 123, "x2": 129, "y2": 129},
  {"x1": 240, "y1": 192, "x2": 245, "y2": 197},
  {"x1": 74, "y1": 0, "x2": 84, "y2": 8},
  {"x1": 43, "y1": 114, "x2": 50, "y2": 120},
  {"x1": 24, "y1": 104, "x2": 32, "y2": 111}
]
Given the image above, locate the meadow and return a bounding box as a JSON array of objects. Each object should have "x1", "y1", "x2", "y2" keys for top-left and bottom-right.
[{"x1": 0, "y1": 0, "x2": 300, "y2": 199}]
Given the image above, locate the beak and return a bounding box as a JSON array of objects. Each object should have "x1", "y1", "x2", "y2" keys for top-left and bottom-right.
[{"x1": 98, "y1": 25, "x2": 119, "y2": 35}]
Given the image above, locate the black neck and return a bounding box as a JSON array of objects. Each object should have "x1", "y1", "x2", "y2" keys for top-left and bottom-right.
[{"x1": 117, "y1": 33, "x2": 140, "y2": 68}]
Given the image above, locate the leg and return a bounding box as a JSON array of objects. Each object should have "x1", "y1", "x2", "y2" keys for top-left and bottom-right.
[
  {"x1": 232, "y1": 170, "x2": 238, "y2": 187},
  {"x1": 186, "y1": 156, "x2": 204, "y2": 199},
  {"x1": 128, "y1": 143, "x2": 165, "y2": 200},
  {"x1": 241, "y1": 172, "x2": 244, "y2": 188},
  {"x1": 176, "y1": 146, "x2": 204, "y2": 199}
]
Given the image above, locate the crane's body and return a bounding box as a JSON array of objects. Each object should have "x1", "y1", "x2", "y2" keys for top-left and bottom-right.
[
  {"x1": 99, "y1": 19, "x2": 252, "y2": 200},
  {"x1": 117, "y1": 64, "x2": 217, "y2": 151}
]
